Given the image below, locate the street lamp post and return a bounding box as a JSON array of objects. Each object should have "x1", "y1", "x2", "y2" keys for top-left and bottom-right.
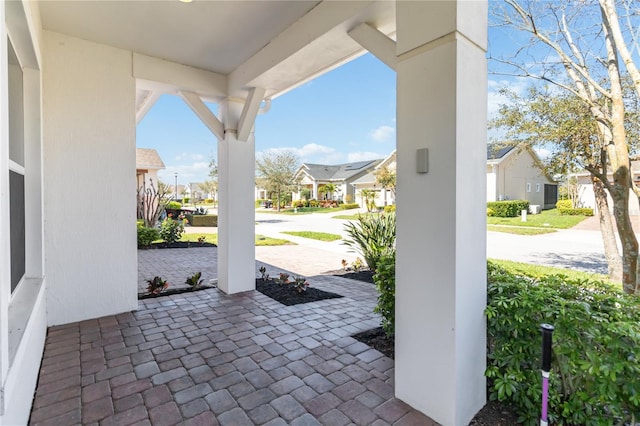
[{"x1": 174, "y1": 172, "x2": 178, "y2": 201}]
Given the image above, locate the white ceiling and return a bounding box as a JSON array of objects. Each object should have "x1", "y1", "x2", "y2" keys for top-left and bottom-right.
[{"x1": 38, "y1": 1, "x2": 396, "y2": 99}]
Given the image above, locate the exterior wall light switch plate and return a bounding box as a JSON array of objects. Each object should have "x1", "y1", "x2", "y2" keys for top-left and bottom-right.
[{"x1": 416, "y1": 148, "x2": 428, "y2": 173}]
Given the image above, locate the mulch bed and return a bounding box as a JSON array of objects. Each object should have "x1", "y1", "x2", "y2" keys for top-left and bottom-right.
[
  {"x1": 330, "y1": 269, "x2": 375, "y2": 284},
  {"x1": 255, "y1": 278, "x2": 343, "y2": 306},
  {"x1": 345, "y1": 272, "x2": 521, "y2": 425},
  {"x1": 138, "y1": 285, "x2": 216, "y2": 300},
  {"x1": 140, "y1": 241, "x2": 217, "y2": 249}
]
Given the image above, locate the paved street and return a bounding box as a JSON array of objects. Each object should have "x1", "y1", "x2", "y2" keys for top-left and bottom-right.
[{"x1": 182, "y1": 208, "x2": 612, "y2": 276}]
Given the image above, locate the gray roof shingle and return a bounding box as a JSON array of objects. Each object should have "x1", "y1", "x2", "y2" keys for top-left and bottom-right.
[
  {"x1": 487, "y1": 144, "x2": 516, "y2": 160},
  {"x1": 301, "y1": 160, "x2": 380, "y2": 181}
]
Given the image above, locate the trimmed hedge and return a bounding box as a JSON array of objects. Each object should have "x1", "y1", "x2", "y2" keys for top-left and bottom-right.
[
  {"x1": 486, "y1": 261, "x2": 640, "y2": 425},
  {"x1": 340, "y1": 203, "x2": 360, "y2": 210},
  {"x1": 185, "y1": 214, "x2": 218, "y2": 227},
  {"x1": 137, "y1": 225, "x2": 160, "y2": 247},
  {"x1": 559, "y1": 207, "x2": 594, "y2": 216},
  {"x1": 486, "y1": 200, "x2": 530, "y2": 217},
  {"x1": 556, "y1": 199, "x2": 572, "y2": 209}
]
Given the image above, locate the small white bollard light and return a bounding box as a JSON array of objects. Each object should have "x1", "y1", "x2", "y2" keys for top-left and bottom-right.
[{"x1": 521, "y1": 209, "x2": 527, "y2": 222}]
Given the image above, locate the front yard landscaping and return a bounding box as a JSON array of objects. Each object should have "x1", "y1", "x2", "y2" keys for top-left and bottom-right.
[
  {"x1": 281, "y1": 231, "x2": 342, "y2": 241},
  {"x1": 487, "y1": 225, "x2": 557, "y2": 235},
  {"x1": 487, "y1": 208, "x2": 588, "y2": 229}
]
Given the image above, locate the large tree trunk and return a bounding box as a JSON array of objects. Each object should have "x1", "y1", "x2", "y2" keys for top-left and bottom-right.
[
  {"x1": 602, "y1": 5, "x2": 639, "y2": 294},
  {"x1": 592, "y1": 177, "x2": 622, "y2": 281}
]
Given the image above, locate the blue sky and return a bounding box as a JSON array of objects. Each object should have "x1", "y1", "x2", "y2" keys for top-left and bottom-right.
[{"x1": 137, "y1": 53, "x2": 397, "y2": 185}]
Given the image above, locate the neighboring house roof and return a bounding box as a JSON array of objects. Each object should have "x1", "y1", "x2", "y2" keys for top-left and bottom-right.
[
  {"x1": 487, "y1": 144, "x2": 516, "y2": 162},
  {"x1": 136, "y1": 148, "x2": 165, "y2": 170},
  {"x1": 488, "y1": 143, "x2": 557, "y2": 183},
  {"x1": 351, "y1": 172, "x2": 377, "y2": 186},
  {"x1": 296, "y1": 159, "x2": 381, "y2": 182},
  {"x1": 351, "y1": 151, "x2": 397, "y2": 186}
]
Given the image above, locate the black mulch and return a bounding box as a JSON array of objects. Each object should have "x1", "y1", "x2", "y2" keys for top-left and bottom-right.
[
  {"x1": 330, "y1": 269, "x2": 375, "y2": 284},
  {"x1": 345, "y1": 272, "x2": 521, "y2": 425},
  {"x1": 138, "y1": 285, "x2": 216, "y2": 300},
  {"x1": 140, "y1": 241, "x2": 217, "y2": 249},
  {"x1": 255, "y1": 278, "x2": 343, "y2": 306}
]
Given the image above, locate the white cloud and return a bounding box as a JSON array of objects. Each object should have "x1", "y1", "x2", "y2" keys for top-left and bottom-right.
[
  {"x1": 535, "y1": 147, "x2": 551, "y2": 160},
  {"x1": 259, "y1": 143, "x2": 345, "y2": 165},
  {"x1": 158, "y1": 161, "x2": 211, "y2": 184},
  {"x1": 369, "y1": 125, "x2": 395, "y2": 143},
  {"x1": 176, "y1": 152, "x2": 205, "y2": 162},
  {"x1": 487, "y1": 77, "x2": 529, "y2": 121},
  {"x1": 347, "y1": 151, "x2": 385, "y2": 162}
]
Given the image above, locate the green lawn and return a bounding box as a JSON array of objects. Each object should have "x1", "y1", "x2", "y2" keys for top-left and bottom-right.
[
  {"x1": 257, "y1": 207, "x2": 339, "y2": 215},
  {"x1": 487, "y1": 208, "x2": 588, "y2": 229},
  {"x1": 178, "y1": 233, "x2": 294, "y2": 246},
  {"x1": 487, "y1": 225, "x2": 557, "y2": 235},
  {"x1": 332, "y1": 212, "x2": 381, "y2": 220},
  {"x1": 489, "y1": 258, "x2": 618, "y2": 286},
  {"x1": 281, "y1": 231, "x2": 342, "y2": 242}
]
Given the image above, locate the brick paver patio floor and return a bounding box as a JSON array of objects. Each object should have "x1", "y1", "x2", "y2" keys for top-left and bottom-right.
[{"x1": 30, "y1": 252, "x2": 438, "y2": 425}]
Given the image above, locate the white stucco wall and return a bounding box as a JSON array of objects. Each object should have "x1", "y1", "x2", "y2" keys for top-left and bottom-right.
[
  {"x1": 395, "y1": 1, "x2": 487, "y2": 423},
  {"x1": 486, "y1": 165, "x2": 497, "y2": 202},
  {"x1": 43, "y1": 31, "x2": 137, "y2": 325},
  {"x1": 576, "y1": 175, "x2": 640, "y2": 215}
]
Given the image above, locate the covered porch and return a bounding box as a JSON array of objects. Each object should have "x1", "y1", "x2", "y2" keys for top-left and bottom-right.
[{"x1": 2, "y1": 1, "x2": 488, "y2": 425}]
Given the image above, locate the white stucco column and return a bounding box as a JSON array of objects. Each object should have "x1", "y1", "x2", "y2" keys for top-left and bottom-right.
[
  {"x1": 395, "y1": 2, "x2": 488, "y2": 425},
  {"x1": 217, "y1": 100, "x2": 256, "y2": 294}
]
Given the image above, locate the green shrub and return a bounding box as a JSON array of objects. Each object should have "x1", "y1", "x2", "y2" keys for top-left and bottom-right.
[
  {"x1": 255, "y1": 199, "x2": 268, "y2": 208},
  {"x1": 383, "y1": 205, "x2": 396, "y2": 213},
  {"x1": 373, "y1": 252, "x2": 395, "y2": 336},
  {"x1": 185, "y1": 214, "x2": 218, "y2": 227},
  {"x1": 137, "y1": 226, "x2": 160, "y2": 247},
  {"x1": 340, "y1": 203, "x2": 360, "y2": 210},
  {"x1": 309, "y1": 199, "x2": 319, "y2": 207},
  {"x1": 204, "y1": 198, "x2": 214, "y2": 204},
  {"x1": 166, "y1": 201, "x2": 182, "y2": 210},
  {"x1": 487, "y1": 207, "x2": 495, "y2": 216},
  {"x1": 556, "y1": 199, "x2": 572, "y2": 209},
  {"x1": 486, "y1": 200, "x2": 529, "y2": 217},
  {"x1": 182, "y1": 197, "x2": 190, "y2": 204},
  {"x1": 558, "y1": 207, "x2": 594, "y2": 216},
  {"x1": 343, "y1": 213, "x2": 396, "y2": 272},
  {"x1": 160, "y1": 216, "x2": 186, "y2": 244},
  {"x1": 486, "y1": 261, "x2": 640, "y2": 425}
]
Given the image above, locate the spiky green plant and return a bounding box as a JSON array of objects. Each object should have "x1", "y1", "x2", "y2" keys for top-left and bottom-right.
[
  {"x1": 185, "y1": 272, "x2": 204, "y2": 290},
  {"x1": 342, "y1": 213, "x2": 396, "y2": 272}
]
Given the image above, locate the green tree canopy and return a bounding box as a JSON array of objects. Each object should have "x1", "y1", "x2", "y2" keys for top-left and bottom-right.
[{"x1": 256, "y1": 150, "x2": 299, "y2": 212}]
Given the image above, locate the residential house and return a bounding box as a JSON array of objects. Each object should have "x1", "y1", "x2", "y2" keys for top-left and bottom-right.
[
  {"x1": 293, "y1": 159, "x2": 381, "y2": 203},
  {"x1": 136, "y1": 148, "x2": 165, "y2": 223},
  {"x1": 351, "y1": 150, "x2": 396, "y2": 207},
  {"x1": 136, "y1": 147, "x2": 165, "y2": 193},
  {"x1": 1, "y1": 2, "x2": 487, "y2": 425},
  {"x1": 571, "y1": 158, "x2": 640, "y2": 214},
  {"x1": 487, "y1": 144, "x2": 558, "y2": 210}
]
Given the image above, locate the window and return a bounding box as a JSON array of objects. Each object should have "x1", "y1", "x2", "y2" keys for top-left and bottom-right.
[
  {"x1": 536, "y1": 183, "x2": 541, "y2": 192},
  {"x1": 526, "y1": 183, "x2": 531, "y2": 192},
  {"x1": 8, "y1": 37, "x2": 25, "y2": 293}
]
